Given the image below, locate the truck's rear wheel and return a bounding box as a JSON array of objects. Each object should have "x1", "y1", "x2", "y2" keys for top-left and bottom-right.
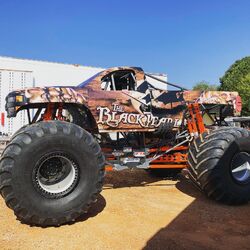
[
  {"x1": 0, "y1": 121, "x2": 105, "y2": 226},
  {"x1": 187, "y1": 127, "x2": 250, "y2": 205}
]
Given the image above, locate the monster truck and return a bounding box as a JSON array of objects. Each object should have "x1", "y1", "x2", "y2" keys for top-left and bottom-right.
[{"x1": 0, "y1": 66, "x2": 249, "y2": 226}]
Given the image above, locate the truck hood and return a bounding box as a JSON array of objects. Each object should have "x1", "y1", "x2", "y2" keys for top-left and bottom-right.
[{"x1": 6, "y1": 86, "x2": 87, "y2": 104}]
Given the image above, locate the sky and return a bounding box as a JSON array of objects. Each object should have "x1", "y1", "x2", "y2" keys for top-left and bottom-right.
[{"x1": 0, "y1": 0, "x2": 250, "y2": 89}]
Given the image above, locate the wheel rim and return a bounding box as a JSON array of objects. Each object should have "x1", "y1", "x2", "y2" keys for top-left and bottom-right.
[
  {"x1": 231, "y1": 152, "x2": 250, "y2": 184},
  {"x1": 33, "y1": 152, "x2": 79, "y2": 198}
]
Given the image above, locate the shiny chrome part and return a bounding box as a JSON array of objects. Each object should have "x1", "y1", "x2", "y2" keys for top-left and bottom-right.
[
  {"x1": 35, "y1": 153, "x2": 79, "y2": 197},
  {"x1": 231, "y1": 152, "x2": 250, "y2": 183}
]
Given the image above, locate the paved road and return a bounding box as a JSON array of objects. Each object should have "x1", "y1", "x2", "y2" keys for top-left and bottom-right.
[{"x1": 0, "y1": 169, "x2": 250, "y2": 250}]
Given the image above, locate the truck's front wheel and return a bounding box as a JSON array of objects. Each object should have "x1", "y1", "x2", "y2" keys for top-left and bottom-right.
[{"x1": 0, "y1": 121, "x2": 105, "y2": 226}]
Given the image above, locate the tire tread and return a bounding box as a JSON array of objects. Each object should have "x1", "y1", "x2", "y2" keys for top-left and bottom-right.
[
  {"x1": 187, "y1": 127, "x2": 250, "y2": 205},
  {"x1": 0, "y1": 121, "x2": 105, "y2": 226}
]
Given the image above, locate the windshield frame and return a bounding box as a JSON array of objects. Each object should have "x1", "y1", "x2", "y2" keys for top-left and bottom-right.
[{"x1": 78, "y1": 71, "x2": 103, "y2": 88}]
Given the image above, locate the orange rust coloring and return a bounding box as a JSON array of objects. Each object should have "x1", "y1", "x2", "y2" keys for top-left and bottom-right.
[{"x1": 43, "y1": 103, "x2": 54, "y2": 121}]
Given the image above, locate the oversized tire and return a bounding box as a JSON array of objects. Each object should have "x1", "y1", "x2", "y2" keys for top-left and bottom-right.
[
  {"x1": 9, "y1": 124, "x2": 30, "y2": 140},
  {"x1": 0, "y1": 121, "x2": 105, "y2": 226},
  {"x1": 187, "y1": 127, "x2": 250, "y2": 204}
]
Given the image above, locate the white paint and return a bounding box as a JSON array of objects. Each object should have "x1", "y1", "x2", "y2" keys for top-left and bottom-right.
[{"x1": 38, "y1": 162, "x2": 76, "y2": 194}]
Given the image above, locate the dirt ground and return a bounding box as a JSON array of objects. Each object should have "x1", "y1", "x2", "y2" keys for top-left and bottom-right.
[{"x1": 0, "y1": 169, "x2": 250, "y2": 250}]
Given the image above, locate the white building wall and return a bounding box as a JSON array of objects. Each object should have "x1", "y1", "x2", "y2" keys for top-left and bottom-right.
[
  {"x1": 0, "y1": 56, "x2": 167, "y2": 135},
  {"x1": 0, "y1": 56, "x2": 104, "y2": 87},
  {"x1": 0, "y1": 69, "x2": 33, "y2": 134}
]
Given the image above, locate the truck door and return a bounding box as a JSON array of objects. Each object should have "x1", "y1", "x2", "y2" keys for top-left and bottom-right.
[{"x1": 92, "y1": 70, "x2": 149, "y2": 132}]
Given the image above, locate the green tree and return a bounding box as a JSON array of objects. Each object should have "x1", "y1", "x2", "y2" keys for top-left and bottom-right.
[
  {"x1": 193, "y1": 81, "x2": 218, "y2": 91},
  {"x1": 220, "y1": 57, "x2": 250, "y2": 116}
]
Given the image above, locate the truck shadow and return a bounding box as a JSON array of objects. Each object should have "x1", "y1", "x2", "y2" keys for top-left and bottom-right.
[
  {"x1": 72, "y1": 170, "x2": 177, "y2": 226},
  {"x1": 26, "y1": 194, "x2": 106, "y2": 228},
  {"x1": 71, "y1": 168, "x2": 250, "y2": 249},
  {"x1": 68, "y1": 194, "x2": 106, "y2": 226},
  {"x1": 103, "y1": 169, "x2": 180, "y2": 189},
  {"x1": 143, "y1": 179, "x2": 250, "y2": 250},
  {"x1": 103, "y1": 170, "x2": 250, "y2": 249}
]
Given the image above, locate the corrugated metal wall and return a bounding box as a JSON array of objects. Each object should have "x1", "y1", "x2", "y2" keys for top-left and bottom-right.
[{"x1": 0, "y1": 69, "x2": 33, "y2": 134}]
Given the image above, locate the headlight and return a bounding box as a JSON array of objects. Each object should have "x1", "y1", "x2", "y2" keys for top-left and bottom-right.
[
  {"x1": 7, "y1": 96, "x2": 16, "y2": 102},
  {"x1": 16, "y1": 95, "x2": 24, "y2": 102},
  {"x1": 7, "y1": 95, "x2": 24, "y2": 103},
  {"x1": 5, "y1": 93, "x2": 26, "y2": 118}
]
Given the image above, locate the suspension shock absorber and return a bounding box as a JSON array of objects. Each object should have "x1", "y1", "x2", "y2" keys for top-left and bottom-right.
[
  {"x1": 187, "y1": 103, "x2": 206, "y2": 137},
  {"x1": 42, "y1": 103, "x2": 55, "y2": 121}
]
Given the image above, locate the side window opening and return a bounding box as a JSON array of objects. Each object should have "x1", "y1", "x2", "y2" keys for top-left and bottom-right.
[
  {"x1": 101, "y1": 70, "x2": 136, "y2": 91},
  {"x1": 101, "y1": 77, "x2": 112, "y2": 90}
]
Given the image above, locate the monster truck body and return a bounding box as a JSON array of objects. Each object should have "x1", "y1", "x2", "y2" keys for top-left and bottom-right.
[
  {"x1": 6, "y1": 67, "x2": 241, "y2": 132},
  {"x1": 1, "y1": 66, "x2": 249, "y2": 226}
]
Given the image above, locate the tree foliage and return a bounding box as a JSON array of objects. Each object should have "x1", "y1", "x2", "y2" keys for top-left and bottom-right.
[
  {"x1": 193, "y1": 81, "x2": 218, "y2": 91},
  {"x1": 220, "y1": 56, "x2": 250, "y2": 116}
]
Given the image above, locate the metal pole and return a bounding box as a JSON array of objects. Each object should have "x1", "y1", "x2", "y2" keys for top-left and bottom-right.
[{"x1": 145, "y1": 73, "x2": 187, "y2": 91}]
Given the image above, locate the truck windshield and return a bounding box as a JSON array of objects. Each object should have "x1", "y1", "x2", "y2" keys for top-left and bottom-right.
[{"x1": 78, "y1": 71, "x2": 103, "y2": 88}]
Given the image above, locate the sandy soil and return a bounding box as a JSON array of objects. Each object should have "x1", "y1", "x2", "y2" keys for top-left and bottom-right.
[{"x1": 0, "y1": 169, "x2": 250, "y2": 250}]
